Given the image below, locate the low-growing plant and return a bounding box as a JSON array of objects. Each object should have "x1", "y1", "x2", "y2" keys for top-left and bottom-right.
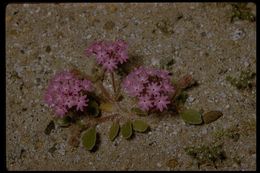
[
  {"x1": 226, "y1": 69, "x2": 256, "y2": 90},
  {"x1": 184, "y1": 143, "x2": 227, "y2": 168},
  {"x1": 230, "y1": 3, "x2": 256, "y2": 23},
  {"x1": 43, "y1": 40, "x2": 223, "y2": 151}
]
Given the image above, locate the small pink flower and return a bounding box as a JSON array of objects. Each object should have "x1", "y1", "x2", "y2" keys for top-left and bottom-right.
[
  {"x1": 147, "y1": 82, "x2": 161, "y2": 96},
  {"x1": 44, "y1": 71, "x2": 94, "y2": 117},
  {"x1": 116, "y1": 49, "x2": 128, "y2": 64},
  {"x1": 81, "y1": 79, "x2": 93, "y2": 91},
  {"x1": 86, "y1": 40, "x2": 129, "y2": 72},
  {"x1": 161, "y1": 82, "x2": 175, "y2": 93},
  {"x1": 55, "y1": 93, "x2": 65, "y2": 103},
  {"x1": 96, "y1": 51, "x2": 108, "y2": 65},
  {"x1": 154, "y1": 95, "x2": 170, "y2": 112},
  {"x1": 71, "y1": 84, "x2": 82, "y2": 94},
  {"x1": 138, "y1": 74, "x2": 149, "y2": 84},
  {"x1": 102, "y1": 58, "x2": 118, "y2": 72},
  {"x1": 131, "y1": 83, "x2": 145, "y2": 96},
  {"x1": 61, "y1": 83, "x2": 70, "y2": 94},
  {"x1": 138, "y1": 95, "x2": 153, "y2": 111},
  {"x1": 123, "y1": 66, "x2": 175, "y2": 112},
  {"x1": 65, "y1": 97, "x2": 75, "y2": 109},
  {"x1": 76, "y1": 95, "x2": 88, "y2": 111}
]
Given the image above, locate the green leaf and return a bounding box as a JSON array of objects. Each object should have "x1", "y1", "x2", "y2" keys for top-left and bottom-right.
[
  {"x1": 180, "y1": 109, "x2": 203, "y2": 125},
  {"x1": 202, "y1": 111, "x2": 223, "y2": 124},
  {"x1": 131, "y1": 107, "x2": 148, "y2": 116},
  {"x1": 100, "y1": 102, "x2": 114, "y2": 112},
  {"x1": 175, "y1": 91, "x2": 188, "y2": 105},
  {"x1": 109, "y1": 122, "x2": 120, "y2": 141},
  {"x1": 133, "y1": 120, "x2": 149, "y2": 132},
  {"x1": 55, "y1": 116, "x2": 72, "y2": 127},
  {"x1": 87, "y1": 100, "x2": 100, "y2": 117},
  {"x1": 121, "y1": 121, "x2": 133, "y2": 139},
  {"x1": 82, "y1": 127, "x2": 96, "y2": 151}
]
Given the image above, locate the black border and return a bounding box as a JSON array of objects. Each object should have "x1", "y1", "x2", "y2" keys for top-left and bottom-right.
[{"x1": 2, "y1": 0, "x2": 258, "y2": 172}]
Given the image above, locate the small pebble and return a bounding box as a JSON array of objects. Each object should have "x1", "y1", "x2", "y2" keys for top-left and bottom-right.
[
  {"x1": 219, "y1": 92, "x2": 226, "y2": 98},
  {"x1": 172, "y1": 131, "x2": 178, "y2": 135},
  {"x1": 231, "y1": 29, "x2": 245, "y2": 41},
  {"x1": 157, "y1": 162, "x2": 162, "y2": 168},
  {"x1": 187, "y1": 96, "x2": 195, "y2": 103},
  {"x1": 225, "y1": 104, "x2": 230, "y2": 109},
  {"x1": 244, "y1": 61, "x2": 249, "y2": 67},
  {"x1": 201, "y1": 128, "x2": 208, "y2": 135},
  {"x1": 35, "y1": 8, "x2": 40, "y2": 13},
  {"x1": 232, "y1": 163, "x2": 239, "y2": 168},
  {"x1": 151, "y1": 57, "x2": 160, "y2": 66},
  {"x1": 57, "y1": 143, "x2": 66, "y2": 156}
]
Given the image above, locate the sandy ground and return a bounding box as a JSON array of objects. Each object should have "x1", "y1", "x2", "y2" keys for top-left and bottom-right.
[{"x1": 6, "y1": 3, "x2": 256, "y2": 171}]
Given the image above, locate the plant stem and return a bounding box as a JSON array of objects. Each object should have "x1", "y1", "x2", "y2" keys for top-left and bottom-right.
[
  {"x1": 111, "y1": 72, "x2": 116, "y2": 94},
  {"x1": 82, "y1": 114, "x2": 122, "y2": 125}
]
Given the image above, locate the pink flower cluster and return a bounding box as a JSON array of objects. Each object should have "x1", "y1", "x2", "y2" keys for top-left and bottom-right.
[
  {"x1": 44, "y1": 71, "x2": 93, "y2": 117},
  {"x1": 122, "y1": 67, "x2": 175, "y2": 112},
  {"x1": 86, "y1": 40, "x2": 129, "y2": 72}
]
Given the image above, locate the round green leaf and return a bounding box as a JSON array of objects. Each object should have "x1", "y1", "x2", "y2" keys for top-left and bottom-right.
[
  {"x1": 133, "y1": 120, "x2": 149, "y2": 132},
  {"x1": 180, "y1": 109, "x2": 203, "y2": 125},
  {"x1": 100, "y1": 102, "x2": 114, "y2": 112},
  {"x1": 82, "y1": 127, "x2": 96, "y2": 151},
  {"x1": 109, "y1": 122, "x2": 120, "y2": 141},
  {"x1": 121, "y1": 121, "x2": 132, "y2": 139},
  {"x1": 202, "y1": 111, "x2": 223, "y2": 124}
]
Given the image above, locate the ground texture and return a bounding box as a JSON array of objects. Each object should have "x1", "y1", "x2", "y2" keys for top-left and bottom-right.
[{"x1": 6, "y1": 3, "x2": 256, "y2": 171}]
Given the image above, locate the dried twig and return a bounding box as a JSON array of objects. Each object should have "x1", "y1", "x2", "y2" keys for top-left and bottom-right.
[{"x1": 177, "y1": 74, "x2": 195, "y2": 89}]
